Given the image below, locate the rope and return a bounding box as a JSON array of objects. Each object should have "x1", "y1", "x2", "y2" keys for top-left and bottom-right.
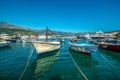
[
  {"x1": 18, "y1": 45, "x2": 34, "y2": 80},
  {"x1": 98, "y1": 50, "x2": 115, "y2": 69},
  {"x1": 97, "y1": 50, "x2": 120, "y2": 78},
  {"x1": 69, "y1": 51, "x2": 88, "y2": 80},
  {"x1": 0, "y1": 60, "x2": 27, "y2": 78}
]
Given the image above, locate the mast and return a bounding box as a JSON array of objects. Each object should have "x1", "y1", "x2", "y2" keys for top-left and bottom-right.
[
  {"x1": 46, "y1": 26, "x2": 56, "y2": 42},
  {"x1": 46, "y1": 26, "x2": 48, "y2": 42}
]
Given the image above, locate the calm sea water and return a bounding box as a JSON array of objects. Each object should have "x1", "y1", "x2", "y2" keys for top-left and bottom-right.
[{"x1": 0, "y1": 39, "x2": 120, "y2": 80}]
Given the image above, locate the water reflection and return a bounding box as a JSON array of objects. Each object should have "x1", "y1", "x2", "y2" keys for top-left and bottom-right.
[
  {"x1": 100, "y1": 49, "x2": 120, "y2": 62},
  {"x1": 0, "y1": 46, "x2": 11, "y2": 51},
  {"x1": 69, "y1": 49, "x2": 120, "y2": 80},
  {"x1": 0, "y1": 43, "x2": 32, "y2": 80},
  {"x1": 69, "y1": 49, "x2": 98, "y2": 66},
  {"x1": 1, "y1": 39, "x2": 120, "y2": 80},
  {"x1": 31, "y1": 51, "x2": 60, "y2": 80},
  {"x1": 29, "y1": 40, "x2": 82, "y2": 80}
]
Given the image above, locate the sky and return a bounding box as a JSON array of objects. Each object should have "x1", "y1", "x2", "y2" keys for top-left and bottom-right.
[{"x1": 0, "y1": 0, "x2": 120, "y2": 32}]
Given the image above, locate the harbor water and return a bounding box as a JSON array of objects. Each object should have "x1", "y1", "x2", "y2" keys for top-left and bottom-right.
[{"x1": 0, "y1": 39, "x2": 120, "y2": 80}]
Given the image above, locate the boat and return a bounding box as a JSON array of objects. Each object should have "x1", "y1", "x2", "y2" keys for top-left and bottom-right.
[
  {"x1": 69, "y1": 43, "x2": 98, "y2": 55},
  {"x1": 5, "y1": 39, "x2": 17, "y2": 43},
  {"x1": 22, "y1": 39, "x2": 31, "y2": 43},
  {"x1": 95, "y1": 42, "x2": 120, "y2": 52},
  {"x1": 105, "y1": 39, "x2": 117, "y2": 43},
  {"x1": 71, "y1": 38, "x2": 80, "y2": 43},
  {"x1": 32, "y1": 27, "x2": 60, "y2": 55},
  {"x1": 58, "y1": 38, "x2": 65, "y2": 43},
  {"x1": 33, "y1": 41, "x2": 60, "y2": 55},
  {"x1": 0, "y1": 41, "x2": 10, "y2": 48}
]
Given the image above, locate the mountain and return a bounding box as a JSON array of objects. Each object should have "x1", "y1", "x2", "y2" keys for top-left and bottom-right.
[
  {"x1": 3, "y1": 22, "x2": 118, "y2": 37},
  {"x1": 0, "y1": 22, "x2": 38, "y2": 36},
  {"x1": 0, "y1": 22, "x2": 75, "y2": 36},
  {"x1": 33, "y1": 29, "x2": 76, "y2": 36},
  {"x1": 0, "y1": 22, "x2": 29, "y2": 30}
]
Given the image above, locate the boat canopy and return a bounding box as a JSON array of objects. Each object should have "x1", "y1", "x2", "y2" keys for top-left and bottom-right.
[{"x1": 70, "y1": 43, "x2": 96, "y2": 47}]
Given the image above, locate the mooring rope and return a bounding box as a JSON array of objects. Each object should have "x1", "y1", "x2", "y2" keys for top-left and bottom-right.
[
  {"x1": 0, "y1": 58, "x2": 28, "y2": 78},
  {"x1": 69, "y1": 51, "x2": 88, "y2": 80},
  {"x1": 18, "y1": 44, "x2": 34, "y2": 80},
  {"x1": 98, "y1": 50, "x2": 115, "y2": 69}
]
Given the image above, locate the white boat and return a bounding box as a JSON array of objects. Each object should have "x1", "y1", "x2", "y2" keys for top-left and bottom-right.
[
  {"x1": 32, "y1": 27, "x2": 60, "y2": 55},
  {"x1": 22, "y1": 39, "x2": 31, "y2": 43},
  {"x1": 32, "y1": 41, "x2": 60, "y2": 55},
  {"x1": 69, "y1": 43, "x2": 98, "y2": 55},
  {"x1": 0, "y1": 41, "x2": 10, "y2": 48}
]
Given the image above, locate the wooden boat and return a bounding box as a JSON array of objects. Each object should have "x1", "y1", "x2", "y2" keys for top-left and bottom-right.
[
  {"x1": 5, "y1": 39, "x2": 17, "y2": 42},
  {"x1": 69, "y1": 43, "x2": 98, "y2": 55},
  {"x1": 71, "y1": 38, "x2": 80, "y2": 43},
  {"x1": 32, "y1": 27, "x2": 60, "y2": 55},
  {"x1": 33, "y1": 41, "x2": 60, "y2": 55},
  {"x1": 22, "y1": 39, "x2": 31, "y2": 43},
  {"x1": 0, "y1": 41, "x2": 10, "y2": 48},
  {"x1": 105, "y1": 39, "x2": 117, "y2": 43},
  {"x1": 58, "y1": 38, "x2": 65, "y2": 43},
  {"x1": 95, "y1": 42, "x2": 120, "y2": 52}
]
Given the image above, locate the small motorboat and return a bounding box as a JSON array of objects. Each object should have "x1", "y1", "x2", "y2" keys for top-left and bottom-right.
[
  {"x1": 22, "y1": 39, "x2": 31, "y2": 43},
  {"x1": 71, "y1": 38, "x2": 80, "y2": 43},
  {"x1": 69, "y1": 43, "x2": 98, "y2": 55},
  {"x1": 95, "y1": 42, "x2": 120, "y2": 52},
  {"x1": 60, "y1": 39, "x2": 65, "y2": 43},
  {"x1": 5, "y1": 39, "x2": 18, "y2": 43},
  {"x1": 105, "y1": 39, "x2": 117, "y2": 43},
  {"x1": 0, "y1": 41, "x2": 10, "y2": 48}
]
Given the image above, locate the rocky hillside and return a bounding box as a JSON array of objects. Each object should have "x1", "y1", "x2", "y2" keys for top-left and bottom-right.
[
  {"x1": 0, "y1": 22, "x2": 38, "y2": 36},
  {"x1": 0, "y1": 22, "x2": 82, "y2": 36},
  {"x1": 0, "y1": 22, "x2": 28, "y2": 29},
  {"x1": 33, "y1": 29, "x2": 76, "y2": 36}
]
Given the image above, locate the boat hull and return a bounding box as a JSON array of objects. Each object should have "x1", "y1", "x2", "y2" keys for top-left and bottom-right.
[
  {"x1": 69, "y1": 46, "x2": 91, "y2": 55},
  {"x1": 95, "y1": 43, "x2": 120, "y2": 52},
  {"x1": 0, "y1": 43, "x2": 10, "y2": 48},
  {"x1": 32, "y1": 41, "x2": 60, "y2": 55},
  {"x1": 69, "y1": 43, "x2": 98, "y2": 55},
  {"x1": 22, "y1": 39, "x2": 31, "y2": 43},
  {"x1": 5, "y1": 39, "x2": 17, "y2": 42}
]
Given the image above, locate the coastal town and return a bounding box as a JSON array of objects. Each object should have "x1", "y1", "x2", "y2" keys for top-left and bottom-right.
[
  {"x1": 1, "y1": 22, "x2": 120, "y2": 54},
  {"x1": 0, "y1": 22, "x2": 119, "y2": 43},
  {"x1": 1, "y1": 0, "x2": 120, "y2": 80}
]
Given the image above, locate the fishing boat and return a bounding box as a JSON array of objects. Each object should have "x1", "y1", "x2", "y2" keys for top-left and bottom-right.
[
  {"x1": 95, "y1": 42, "x2": 120, "y2": 52},
  {"x1": 33, "y1": 41, "x2": 60, "y2": 54},
  {"x1": 105, "y1": 39, "x2": 117, "y2": 43},
  {"x1": 69, "y1": 43, "x2": 98, "y2": 55},
  {"x1": 5, "y1": 39, "x2": 18, "y2": 43},
  {"x1": 22, "y1": 39, "x2": 31, "y2": 43},
  {"x1": 32, "y1": 27, "x2": 60, "y2": 55},
  {"x1": 60, "y1": 39, "x2": 65, "y2": 43},
  {"x1": 71, "y1": 38, "x2": 80, "y2": 43},
  {"x1": 0, "y1": 41, "x2": 10, "y2": 48}
]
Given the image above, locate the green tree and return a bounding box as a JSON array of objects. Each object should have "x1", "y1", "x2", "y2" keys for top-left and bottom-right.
[
  {"x1": 0, "y1": 28, "x2": 39, "y2": 36},
  {"x1": 115, "y1": 31, "x2": 120, "y2": 38}
]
